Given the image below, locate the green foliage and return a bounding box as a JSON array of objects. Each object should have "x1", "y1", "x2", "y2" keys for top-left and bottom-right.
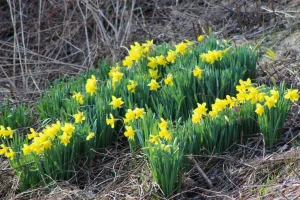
[
  {"x1": 0, "y1": 36, "x2": 297, "y2": 198},
  {"x1": 0, "y1": 100, "x2": 34, "y2": 129}
]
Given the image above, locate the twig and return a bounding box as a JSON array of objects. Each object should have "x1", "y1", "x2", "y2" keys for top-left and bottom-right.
[{"x1": 189, "y1": 156, "x2": 213, "y2": 189}]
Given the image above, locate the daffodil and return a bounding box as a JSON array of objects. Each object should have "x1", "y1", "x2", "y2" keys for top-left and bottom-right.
[
  {"x1": 22, "y1": 144, "x2": 32, "y2": 155},
  {"x1": 5, "y1": 148, "x2": 15, "y2": 160},
  {"x1": 86, "y1": 132, "x2": 95, "y2": 140},
  {"x1": 30, "y1": 141, "x2": 44, "y2": 154},
  {"x1": 270, "y1": 90, "x2": 279, "y2": 101},
  {"x1": 197, "y1": 35, "x2": 205, "y2": 42},
  {"x1": 73, "y1": 110, "x2": 85, "y2": 124},
  {"x1": 149, "y1": 135, "x2": 160, "y2": 144},
  {"x1": 52, "y1": 121, "x2": 61, "y2": 133},
  {"x1": 0, "y1": 144, "x2": 8, "y2": 155},
  {"x1": 59, "y1": 133, "x2": 71, "y2": 146},
  {"x1": 255, "y1": 103, "x2": 264, "y2": 115},
  {"x1": 72, "y1": 92, "x2": 84, "y2": 104},
  {"x1": 166, "y1": 50, "x2": 177, "y2": 63},
  {"x1": 122, "y1": 56, "x2": 133, "y2": 68},
  {"x1": 85, "y1": 75, "x2": 97, "y2": 95},
  {"x1": 175, "y1": 42, "x2": 187, "y2": 55},
  {"x1": 164, "y1": 74, "x2": 174, "y2": 86},
  {"x1": 147, "y1": 57, "x2": 158, "y2": 69},
  {"x1": 158, "y1": 129, "x2": 172, "y2": 141},
  {"x1": 194, "y1": 103, "x2": 207, "y2": 116},
  {"x1": 159, "y1": 118, "x2": 168, "y2": 130},
  {"x1": 0, "y1": 126, "x2": 14, "y2": 138},
  {"x1": 147, "y1": 79, "x2": 160, "y2": 91},
  {"x1": 134, "y1": 108, "x2": 145, "y2": 119},
  {"x1": 200, "y1": 50, "x2": 225, "y2": 64},
  {"x1": 149, "y1": 69, "x2": 159, "y2": 79},
  {"x1": 192, "y1": 112, "x2": 202, "y2": 124},
  {"x1": 129, "y1": 42, "x2": 143, "y2": 61},
  {"x1": 106, "y1": 114, "x2": 115, "y2": 128},
  {"x1": 193, "y1": 66, "x2": 203, "y2": 80},
  {"x1": 284, "y1": 89, "x2": 299, "y2": 102},
  {"x1": 127, "y1": 80, "x2": 137, "y2": 93},
  {"x1": 264, "y1": 96, "x2": 277, "y2": 109},
  {"x1": 28, "y1": 128, "x2": 39, "y2": 140},
  {"x1": 124, "y1": 126, "x2": 135, "y2": 140},
  {"x1": 156, "y1": 55, "x2": 167, "y2": 66},
  {"x1": 124, "y1": 109, "x2": 136, "y2": 123},
  {"x1": 42, "y1": 140, "x2": 52, "y2": 149},
  {"x1": 108, "y1": 65, "x2": 120, "y2": 77},
  {"x1": 61, "y1": 123, "x2": 75, "y2": 136},
  {"x1": 112, "y1": 71, "x2": 124, "y2": 83},
  {"x1": 142, "y1": 40, "x2": 154, "y2": 53},
  {"x1": 43, "y1": 126, "x2": 57, "y2": 140},
  {"x1": 110, "y1": 96, "x2": 124, "y2": 109}
]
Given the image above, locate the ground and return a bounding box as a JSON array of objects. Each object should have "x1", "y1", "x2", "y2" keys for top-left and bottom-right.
[{"x1": 0, "y1": 0, "x2": 300, "y2": 199}]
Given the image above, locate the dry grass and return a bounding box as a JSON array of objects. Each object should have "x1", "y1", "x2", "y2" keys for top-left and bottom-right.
[{"x1": 1, "y1": 0, "x2": 300, "y2": 199}]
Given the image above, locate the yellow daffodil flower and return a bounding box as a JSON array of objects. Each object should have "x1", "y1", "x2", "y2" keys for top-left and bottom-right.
[
  {"x1": 127, "y1": 80, "x2": 137, "y2": 93},
  {"x1": 164, "y1": 74, "x2": 174, "y2": 86},
  {"x1": 284, "y1": 89, "x2": 299, "y2": 102},
  {"x1": 110, "y1": 96, "x2": 124, "y2": 109},
  {"x1": 193, "y1": 66, "x2": 203, "y2": 80},
  {"x1": 61, "y1": 123, "x2": 75, "y2": 136},
  {"x1": 72, "y1": 92, "x2": 84, "y2": 104},
  {"x1": 255, "y1": 103, "x2": 264, "y2": 115},
  {"x1": 86, "y1": 132, "x2": 95, "y2": 141},
  {"x1": 85, "y1": 75, "x2": 97, "y2": 95},
  {"x1": 147, "y1": 79, "x2": 160, "y2": 91},
  {"x1": 124, "y1": 126, "x2": 135, "y2": 140},
  {"x1": 73, "y1": 110, "x2": 85, "y2": 124}
]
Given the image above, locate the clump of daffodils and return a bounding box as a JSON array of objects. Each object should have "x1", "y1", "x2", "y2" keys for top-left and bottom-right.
[
  {"x1": 192, "y1": 78, "x2": 299, "y2": 121},
  {"x1": 0, "y1": 126, "x2": 14, "y2": 138},
  {"x1": 85, "y1": 75, "x2": 97, "y2": 95},
  {"x1": 123, "y1": 107, "x2": 146, "y2": 124},
  {"x1": 200, "y1": 49, "x2": 229, "y2": 64}
]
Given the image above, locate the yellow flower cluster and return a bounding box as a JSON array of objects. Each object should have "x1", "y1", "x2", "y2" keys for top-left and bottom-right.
[
  {"x1": 86, "y1": 132, "x2": 95, "y2": 141},
  {"x1": 122, "y1": 40, "x2": 154, "y2": 68},
  {"x1": 148, "y1": 79, "x2": 160, "y2": 91},
  {"x1": 25, "y1": 121, "x2": 71, "y2": 154},
  {"x1": 147, "y1": 55, "x2": 167, "y2": 69},
  {"x1": 148, "y1": 118, "x2": 172, "y2": 152},
  {"x1": 193, "y1": 66, "x2": 203, "y2": 80},
  {"x1": 72, "y1": 92, "x2": 84, "y2": 104},
  {"x1": 1, "y1": 121, "x2": 91, "y2": 160},
  {"x1": 73, "y1": 110, "x2": 86, "y2": 124},
  {"x1": 158, "y1": 118, "x2": 172, "y2": 141},
  {"x1": 106, "y1": 113, "x2": 115, "y2": 128},
  {"x1": 200, "y1": 48, "x2": 229, "y2": 64},
  {"x1": 192, "y1": 78, "x2": 299, "y2": 122},
  {"x1": 0, "y1": 144, "x2": 15, "y2": 160},
  {"x1": 108, "y1": 64, "x2": 124, "y2": 88},
  {"x1": 109, "y1": 96, "x2": 124, "y2": 109},
  {"x1": 85, "y1": 75, "x2": 97, "y2": 95},
  {"x1": 284, "y1": 89, "x2": 299, "y2": 102},
  {"x1": 197, "y1": 35, "x2": 205, "y2": 42},
  {"x1": 175, "y1": 42, "x2": 188, "y2": 55},
  {"x1": 123, "y1": 107, "x2": 146, "y2": 124},
  {"x1": 124, "y1": 125, "x2": 135, "y2": 140},
  {"x1": 192, "y1": 103, "x2": 207, "y2": 123},
  {"x1": 164, "y1": 74, "x2": 174, "y2": 86},
  {"x1": 127, "y1": 80, "x2": 137, "y2": 93},
  {"x1": 0, "y1": 126, "x2": 14, "y2": 138}
]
